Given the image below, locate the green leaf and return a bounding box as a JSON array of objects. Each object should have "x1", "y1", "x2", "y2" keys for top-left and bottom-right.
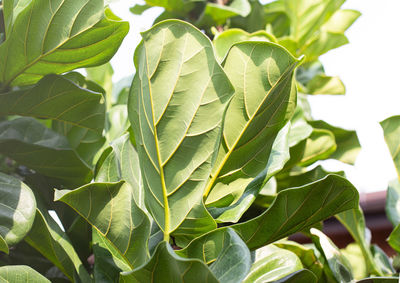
[
  {"x1": 309, "y1": 120, "x2": 360, "y2": 164},
  {"x1": 213, "y1": 28, "x2": 275, "y2": 62},
  {"x1": 208, "y1": 122, "x2": 290, "y2": 223},
  {"x1": 380, "y1": 115, "x2": 400, "y2": 177},
  {"x1": 284, "y1": 0, "x2": 344, "y2": 46},
  {"x1": 370, "y1": 245, "x2": 395, "y2": 275},
  {"x1": 0, "y1": 265, "x2": 50, "y2": 282},
  {"x1": 272, "y1": 269, "x2": 318, "y2": 283},
  {"x1": 243, "y1": 245, "x2": 303, "y2": 283},
  {"x1": 143, "y1": 0, "x2": 197, "y2": 13},
  {"x1": 197, "y1": 0, "x2": 251, "y2": 28},
  {"x1": 305, "y1": 74, "x2": 345, "y2": 95},
  {"x1": 25, "y1": 208, "x2": 90, "y2": 282},
  {"x1": 105, "y1": 105, "x2": 130, "y2": 144},
  {"x1": 55, "y1": 181, "x2": 151, "y2": 269},
  {"x1": 336, "y1": 207, "x2": 383, "y2": 276},
  {"x1": 388, "y1": 225, "x2": 400, "y2": 254},
  {"x1": 232, "y1": 174, "x2": 359, "y2": 250},
  {"x1": 120, "y1": 241, "x2": 219, "y2": 283},
  {"x1": 311, "y1": 228, "x2": 353, "y2": 283},
  {"x1": 230, "y1": 0, "x2": 267, "y2": 33},
  {"x1": 171, "y1": 199, "x2": 217, "y2": 248},
  {"x1": 322, "y1": 9, "x2": 361, "y2": 34},
  {"x1": 0, "y1": 5, "x2": 128, "y2": 87},
  {"x1": 205, "y1": 41, "x2": 300, "y2": 207},
  {"x1": 0, "y1": 173, "x2": 36, "y2": 247},
  {"x1": 176, "y1": 227, "x2": 251, "y2": 282},
  {"x1": 303, "y1": 31, "x2": 349, "y2": 62},
  {"x1": 130, "y1": 4, "x2": 152, "y2": 15},
  {"x1": 288, "y1": 107, "x2": 313, "y2": 148},
  {"x1": 386, "y1": 179, "x2": 400, "y2": 226},
  {"x1": 128, "y1": 20, "x2": 234, "y2": 239},
  {"x1": 86, "y1": 62, "x2": 114, "y2": 108},
  {"x1": 0, "y1": 117, "x2": 92, "y2": 185},
  {"x1": 275, "y1": 240, "x2": 324, "y2": 280}
]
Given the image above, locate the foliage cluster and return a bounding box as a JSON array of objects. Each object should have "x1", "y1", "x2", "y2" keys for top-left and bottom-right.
[{"x1": 0, "y1": 0, "x2": 398, "y2": 282}]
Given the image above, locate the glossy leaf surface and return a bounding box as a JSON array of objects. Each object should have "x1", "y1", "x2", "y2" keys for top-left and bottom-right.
[
  {"x1": 272, "y1": 269, "x2": 317, "y2": 283},
  {"x1": 0, "y1": 173, "x2": 36, "y2": 246},
  {"x1": 120, "y1": 241, "x2": 219, "y2": 283},
  {"x1": 232, "y1": 175, "x2": 359, "y2": 250},
  {"x1": 129, "y1": 20, "x2": 234, "y2": 237}
]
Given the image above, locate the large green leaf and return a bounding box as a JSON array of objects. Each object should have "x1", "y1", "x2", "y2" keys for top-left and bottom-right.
[
  {"x1": 213, "y1": 28, "x2": 275, "y2": 62},
  {"x1": 388, "y1": 225, "x2": 400, "y2": 254},
  {"x1": 128, "y1": 20, "x2": 234, "y2": 239},
  {"x1": 0, "y1": 3, "x2": 128, "y2": 87},
  {"x1": 0, "y1": 173, "x2": 36, "y2": 247},
  {"x1": 381, "y1": 115, "x2": 400, "y2": 177},
  {"x1": 0, "y1": 265, "x2": 50, "y2": 282},
  {"x1": 0, "y1": 117, "x2": 92, "y2": 185},
  {"x1": 208, "y1": 122, "x2": 291, "y2": 223},
  {"x1": 322, "y1": 9, "x2": 361, "y2": 33},
  {"x1": 242, "y1": 245, "x2": 303, "y2": 283},
  {"x1": 204, "y1": 41, "x2": 300, "y2": 207},
  {"x1": 176, "y1": 228, "x2": 251, "y2": 282},
  {"x1": 336, "y1": 207, "x2": 383, "y2": 276},
  {"x1": 120, "y1": 241, "x2": 219, "y2": 283},
  {"x1": 311, "y1": 228, "x2": 353, "y2": 283},
  {"x1": 24, "y1": 208, "x2": 90, "y2": 282},
  {"x1": 232, "y1": 174, "x2": 359, "y2": 250},
  {"x1": 55, "y1": 181, "x2": 151, "y2": 269}
]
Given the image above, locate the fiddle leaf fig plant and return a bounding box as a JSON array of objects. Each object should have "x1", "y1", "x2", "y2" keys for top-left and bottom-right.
[{"x1": 0, "y1": 0, "x2": 397, "y2": 282}]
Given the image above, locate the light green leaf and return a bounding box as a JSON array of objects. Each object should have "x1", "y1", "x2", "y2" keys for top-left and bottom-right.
[
  {"x1": 120, "y1": 241, "x2": 219, "y2": 283},
  {"x1": 275, "y1": 240, "x2": 324, "y2": 280},
  {"x1": 208, "y1": 122, "x2": 290, "y2": 223},
  {"x1": 386, "y1": 179, "x2": 400, "y2": 226},
  {"x1": 0, "y1": 235, "x2": 8, "y2": 254},
  {"x1": 55, "y1": 181, "x2": 151, "y2": 269},
  {"x1": 105, "y1": 104, "x2": 130, "y2": 143},
  {"x1": 305, "y1": 74, "x2": 345, "y2": 95},
  {"x1": 311, "y1": 228, "x2": 353, "y2": 283},
  {"x1": 284, "y1": 0, "x2": 344, "y2": 46},
  {"x1": 143, "y1": 0, "x2": 197, "y2": 13},
  {"x1": 380, "y1": 115, "x2": 400, "y2": 177},
  {"x1": 243, "y1": 245, "x2": 303, "y2": 283},
  {"x1": 232, "y1": 175, "x2": 359, "y2": 250},
  {"x1": 128, "y1": 20, "x2": 234, "y2": 239},
  {"x1": 0, "y1": 117, "x2": 92, "y2": 185},
  {"x1": 288, "y1": 107, "x2": 313, "y2": 147},
  {"x1": 130, "y1": 4, "x2": 152, "y2": 15},
  {"x1": 0, "y1": 173, "x2": 36, "y2": 247},
  {"x1": 0, "y1": 265, "x2": 50, "y2": 282},
  {"x1": 322, "y1": 9, "x2": 361, "y2": 33},
  {"x1": 205, "y1": 41, "x2": 300, "y2": 207},
  {"x1": 176, "y1": 228, "x2": 251, "y2": 283},
  {"x1": 25, "y1": 208, "x2": 90, "y2": 282},
  {"x1": 272, "y1": 269, "x2": 318, "y2": 283},
  {"x1": 370, "y1": 245, "x2": 395, "y2": 275},
  {"x1": 388, "y1": 225, "x2": 400, "y2": 254},
  {"x1": 86, "y1": 62, "x2": 114, "y2": 108},
  {"x1": 309, "y1": 120, "x2": 360, "y2": 164},
  {"x1": 298, "y1": 128, "x2": 337, "y2": 166},
  {"x1": 303, "y1": 31, "x2": 348, "y2": 62},
  {"x1": 213, "y1": 28, "x2": 275, "y2": 62},
  {"x1": 336, "y1": 207, "x2": 383, "y2": 276},
  {"x1": 0, "y1": 5, "x2": 128, "y2": 87},
  {"x1": 197, "y1": 0, "x2": 251, "y2": 28}
]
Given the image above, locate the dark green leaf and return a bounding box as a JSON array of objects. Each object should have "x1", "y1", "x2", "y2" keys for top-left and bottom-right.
[
  {"x1": 129, "y1": 20, "x2": 234, "y2": 238},
  {"x1": 0, "y1": 265, "x2": 50, "y2": 282},
  {"x1": 120, "y1": 241, "x2": 219, "y2": 283},
  {"x1": 357, "y1": 278, "x2": 400, "y2": 283},
  {"x1": 0, "y1": 173, "x2": 36, "y2": 247},
  {"x1": 0, "y1": 118, "x2": 92, "y2": 185},
  {"x1": 232, "y1": 175, "x2": 359, "y2": 250},
  {"x1": 272, "y1": 269, "x2": 317, "y2": 283}
]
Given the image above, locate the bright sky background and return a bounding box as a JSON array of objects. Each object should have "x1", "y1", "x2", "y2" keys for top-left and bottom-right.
[{"x1": 109, "y1": 0, "x2": 400, "y2": 193}]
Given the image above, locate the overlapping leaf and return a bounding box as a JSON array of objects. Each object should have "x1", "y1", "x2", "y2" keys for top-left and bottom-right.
[
  {"x1": 381, "y1": 115, "x2": 400, "y2": 177},
  {"x1": 273, "y1": 269, "x2": 318, "y2": 283},
  {"x1": 128, "y1": 20, "x2": 235, "y2": 238},
  {"x1": 0, "y1": 1, "x2": 128, "y2": 87},
  {"x1": 25, "y1": 208, "x2": 90, "y2": 282},
  {"x1": 0, "y1": 173, "x2": 36, "y2": 247},
  {"x1": 204, "y1": 41, "x2": 300, "y2": 207},
  {"x1": 0, "y1": 117, "x2": 92, "y2": 184},
  {"x1": 232, "y1": 175, "x2": 359, "y2": 250},
  {"x1": 55, "y1": 181, "x2": 150, "y2": 270},
  {"x1": 120, "y1": 241, "x2": 219, "y2": 283}
]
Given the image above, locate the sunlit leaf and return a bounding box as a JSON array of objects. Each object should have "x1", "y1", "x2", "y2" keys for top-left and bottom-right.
[{"x1": 0, "y1": 265, "x2": 50, "y2": 282}]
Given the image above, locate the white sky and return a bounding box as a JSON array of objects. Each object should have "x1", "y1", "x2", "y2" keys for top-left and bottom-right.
[{"x1": 109, "y1": 0, "x2": 400, "y2": 193}]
